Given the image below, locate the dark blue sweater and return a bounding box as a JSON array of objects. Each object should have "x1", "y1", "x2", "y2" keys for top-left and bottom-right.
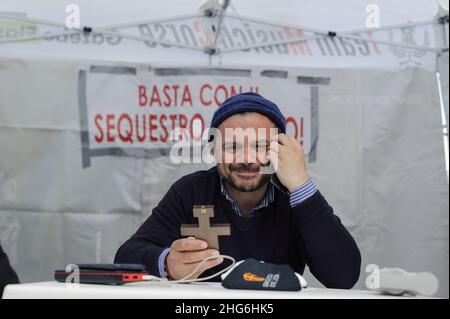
[{"x1": 115, "y1": 167, "x2": 361, "y2": 289}]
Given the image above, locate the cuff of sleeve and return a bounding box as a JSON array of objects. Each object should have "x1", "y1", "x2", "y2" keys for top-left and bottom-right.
[
  {"x1": 158, "y1": 247, "x2": 171, "y2": 278},
  {"x1": 289, "y1": 179, "x2": 318, "y2": 208}
]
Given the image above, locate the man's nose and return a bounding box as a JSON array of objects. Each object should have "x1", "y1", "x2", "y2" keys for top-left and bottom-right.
[{"x1": 236, "y1": 145, "x2": 257, "y2": 164}]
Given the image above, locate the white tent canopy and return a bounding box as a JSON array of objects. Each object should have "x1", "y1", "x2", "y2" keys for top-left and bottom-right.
[
  {"x1": 0, "y1": 0, "x2": 449, "y2": 297},
  {"x1": 0, "y1": 0, "x2": 448, "y2": 66}
]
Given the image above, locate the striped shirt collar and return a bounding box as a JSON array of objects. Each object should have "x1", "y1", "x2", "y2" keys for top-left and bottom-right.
[{"x1": 219, "y1": 176, "x2": 275, "y2": 217}]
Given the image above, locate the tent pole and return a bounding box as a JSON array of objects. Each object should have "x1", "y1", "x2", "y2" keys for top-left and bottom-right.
[
  {"x1": 95, "y1": 29, "x2": 204, "y2": 51},
  {"x1": 432, "y1": 5, "x2": 450, "y2": 182},
  {"x1": 0, "y1": 12, "x2": 203, "y2": 31},
  {"x1": 221, "y1": 32, "x2": 440, "y2": 54},
  {"x1": 212, "y1": 0, "x2": 230, "y2": 47},
  {"x1": 335, "y1": 32, "x2": 441, "y2": 53},
  {"x1": 226, "y1": 14, "x2": 327, "y2": 35},
  {"x1": 221, "y1": 34, "x2": 323, "y2": 53},
  {"x1": 0, "y1": 14, "x2": 204, "y2": 51},
  {"x1": 100, "y1": 13, "x2": 203, "y2": 30},
  {"x1": 0, "y1": 13, "x2": 66, "y2": 28},
  {"x1": 0, "y1": 30, "x2": 81, "y2": 45},
  {"x1": 342, "y1": 19, "x2": 435, "y2": 34}
]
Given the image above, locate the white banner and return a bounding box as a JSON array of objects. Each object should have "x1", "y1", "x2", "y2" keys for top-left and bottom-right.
[{"x1": 80, "y1": 64, "x2": 329, "y2": 168}]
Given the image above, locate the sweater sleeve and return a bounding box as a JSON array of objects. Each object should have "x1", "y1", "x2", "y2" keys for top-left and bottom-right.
[
  {"x1": 114, "y1": 182, "x2": 186, "y2": 276},
  {"x1": 292, "y1": 190, "x2": 361, "y2": 289},
  {"x1": 0, "y1": 244, "x2": 19, "y2": 296}
]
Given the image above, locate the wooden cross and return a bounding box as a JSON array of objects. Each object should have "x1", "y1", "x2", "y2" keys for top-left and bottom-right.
[{"x1": 180, "y1": 205, "x2": 231, "y2": 250}]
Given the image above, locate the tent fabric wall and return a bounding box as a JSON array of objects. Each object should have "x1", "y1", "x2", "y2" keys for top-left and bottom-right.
[
  {"x1": 0, "y1": 57, "x2": 448, "y2": 296},
  {"x1": 303, "y1": 67, "x2": 449, "y2": 296},
  {"x1": 0, "y1": 0, "x2": 448, "y2": 298}
]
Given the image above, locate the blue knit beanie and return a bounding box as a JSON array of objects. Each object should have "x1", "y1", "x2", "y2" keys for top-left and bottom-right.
[{"x1": 210, "y1": 92, "x2": 286, "y2": 133}]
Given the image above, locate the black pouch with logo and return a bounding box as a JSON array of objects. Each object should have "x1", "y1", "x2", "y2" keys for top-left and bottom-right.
[{"x1": 221, "y1": 258, "x2": 302, "y2": 291}]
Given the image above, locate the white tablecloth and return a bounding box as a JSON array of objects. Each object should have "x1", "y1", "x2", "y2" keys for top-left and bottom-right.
[{"x1": 2, "y1": 281, "x2": 420, "y2": 299}]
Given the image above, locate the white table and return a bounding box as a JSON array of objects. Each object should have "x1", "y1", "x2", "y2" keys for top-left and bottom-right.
[{"x1": 2, "y1": 281, "x2": 420, "y2": 299}]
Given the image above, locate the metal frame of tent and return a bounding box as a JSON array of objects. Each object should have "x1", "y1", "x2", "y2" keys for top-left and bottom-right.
[{"x1": 0, "y1": 1, "x2": 447, "y2": 53}]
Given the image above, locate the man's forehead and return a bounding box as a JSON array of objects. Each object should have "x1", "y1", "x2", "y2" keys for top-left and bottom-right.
[
  {"x1": 214, "y1": 112, "x2": 278, "y2": 143},
  {"x1": 221, "y1": 127, "x2": 276, "y2": 143},
  {"x1": 218, "y1": 112, "x2": 276, "y2": 129}
]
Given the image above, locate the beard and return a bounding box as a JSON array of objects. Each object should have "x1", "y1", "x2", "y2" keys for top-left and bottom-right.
[{"x1": 219, "y1": 163, "x2": 271, "y2": 192}]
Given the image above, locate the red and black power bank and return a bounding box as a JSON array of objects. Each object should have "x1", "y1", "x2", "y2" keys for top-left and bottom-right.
[{"x1": 54, "y1": 264, "x2": 149, "y2": 285}]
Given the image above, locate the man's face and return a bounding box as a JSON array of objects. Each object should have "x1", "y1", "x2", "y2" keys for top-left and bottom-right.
[{"x1": 215, "y1": 112, "x2": 276, "y2": 192}]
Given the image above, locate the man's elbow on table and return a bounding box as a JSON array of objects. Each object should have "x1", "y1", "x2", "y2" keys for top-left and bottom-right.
[{"x1": 320, "y1": 251, "x2": 362, "y2": 290}]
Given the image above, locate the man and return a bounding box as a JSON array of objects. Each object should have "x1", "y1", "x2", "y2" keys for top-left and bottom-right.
[
  {"x1": 0, "y1": 243, "x2": 19, "y2": 296},
  {"x1": 115, "y1": 92, "x2": 361, "y2": 288}
]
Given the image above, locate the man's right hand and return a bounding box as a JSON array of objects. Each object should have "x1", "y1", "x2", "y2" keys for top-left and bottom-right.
[{"x1": 166, "y1": 237, "x2": 224, "y2": 280}]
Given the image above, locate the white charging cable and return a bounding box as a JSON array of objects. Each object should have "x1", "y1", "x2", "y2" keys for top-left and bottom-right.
[
  {"x1": 171, "y1": 254, "x2": 236, "y2": 283},
  {"x1": 133, "y1": 254, "x2": 236, "y2": 285}
]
